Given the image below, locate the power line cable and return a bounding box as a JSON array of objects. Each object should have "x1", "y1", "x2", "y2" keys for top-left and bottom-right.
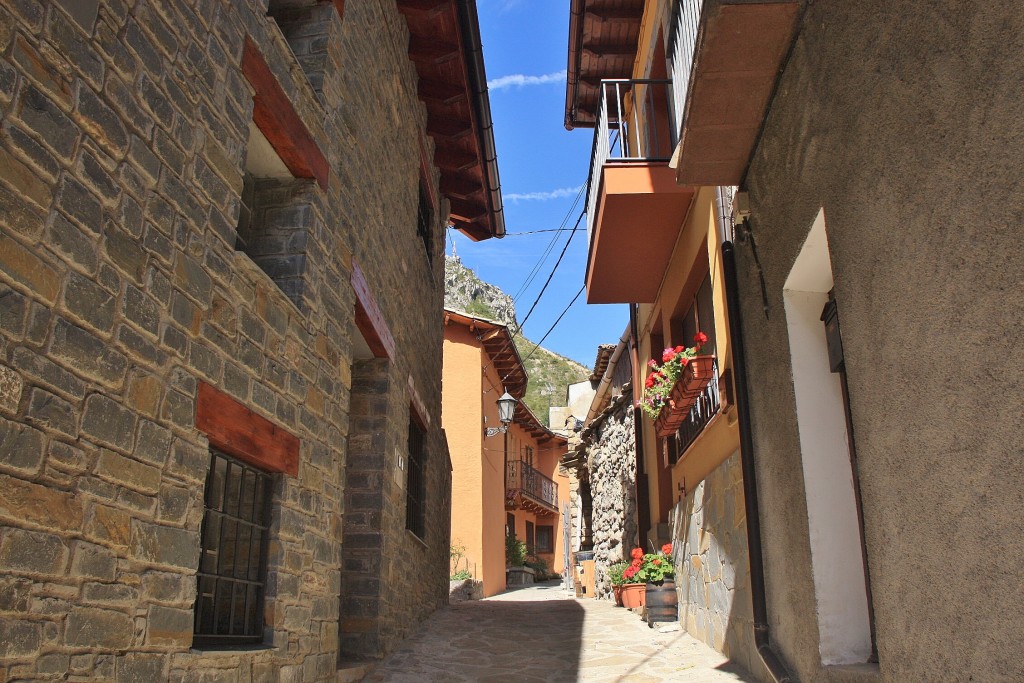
[
  {"x1": 511, "y1": 185, "x2": 584, "y2": 302},
  {"x1": 514, "y1": 285, "x2": 586, "y2": 373}
]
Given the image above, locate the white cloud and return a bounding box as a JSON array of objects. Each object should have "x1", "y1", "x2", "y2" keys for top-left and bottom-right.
[
  {"x1": 487, "y1": 70, "x2": 567, "y2": 92},
  {"x1": 504, "y1": 186, "x2": 583, "y2": 203}
]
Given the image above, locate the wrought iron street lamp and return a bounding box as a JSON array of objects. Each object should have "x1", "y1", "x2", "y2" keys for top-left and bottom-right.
[{"x1": 485, "y1": 390, "x2": 517, "y2": 437}]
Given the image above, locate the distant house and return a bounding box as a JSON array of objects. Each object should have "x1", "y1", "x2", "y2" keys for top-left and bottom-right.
[
  {"x1": 563, "y1": 0, "x2": 1024, "y2": 681},
  {"x1": 442, "y1": 310, "x2": 569, "y2": 596},
  {"x1": 0, "y1": 0, "x2": 502, "y2": 678}
]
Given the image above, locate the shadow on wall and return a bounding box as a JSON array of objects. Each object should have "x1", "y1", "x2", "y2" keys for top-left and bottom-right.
[{"x1": 676, "y1": 453, "x2": 761, "y2": 679}]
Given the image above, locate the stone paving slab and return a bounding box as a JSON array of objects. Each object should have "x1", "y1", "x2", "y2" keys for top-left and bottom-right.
[{"x1": 363, "y1": 581, "x2": 757, "y2": 682}]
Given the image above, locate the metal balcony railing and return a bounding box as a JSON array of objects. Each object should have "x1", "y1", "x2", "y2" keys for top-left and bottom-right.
[
  {"x1": 676, "y1": 359, "x2": 720, "y2": 455},
  {"x1": 506, "y1": 460, "x2": 558, "y2": 511},
  {"x1": 584, "y1": 79, "x2": 675, "y2": 240},
  {"x1": 667, "y1": 0, "x2": 704, "y2": 134}
]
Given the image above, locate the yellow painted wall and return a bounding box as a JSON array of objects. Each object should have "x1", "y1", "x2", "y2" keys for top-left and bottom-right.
[
  {"x1": 442, "y1": 324, "x2": 507, "y2": 597},
  {"x1": 635, "y1": 187, "x2": 741, "y2": 526}
]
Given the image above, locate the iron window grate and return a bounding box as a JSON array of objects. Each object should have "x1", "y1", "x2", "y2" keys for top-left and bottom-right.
[{"x1": 194, "y1": 449, "x2": 273, "y2": 647}]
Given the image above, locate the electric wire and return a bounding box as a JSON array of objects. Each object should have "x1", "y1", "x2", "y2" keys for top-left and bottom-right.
[
  {"x1": 510, "y1": 184, "x2": 585, "y2": 302},
  {"x1": 514, "y1": 284, "x2": 586, "y2": 371}
]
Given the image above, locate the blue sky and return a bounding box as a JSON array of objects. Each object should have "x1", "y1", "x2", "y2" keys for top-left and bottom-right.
[{"x1": 445, "y1": 0, "x2": 628, "y2": 369}]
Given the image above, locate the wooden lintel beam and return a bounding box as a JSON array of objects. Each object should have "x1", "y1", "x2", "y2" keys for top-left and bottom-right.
[
  {"x1": 418, "y1": 79, "x2": 466, "y2": 105},
  {"x1": 409, "y1": 35, "x2": 459, "y2": 64},
  {"x1": 426, "y1": 115, "x2": 473, "y2": 140}
]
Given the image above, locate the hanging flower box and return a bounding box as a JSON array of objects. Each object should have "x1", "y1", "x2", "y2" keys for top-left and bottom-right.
[
  {"x1": 652, "y1": 356, "x2": 715, "y2": 437},
  {"x1": 640, "y1": 332, "x2": 715, "y2": 438}
]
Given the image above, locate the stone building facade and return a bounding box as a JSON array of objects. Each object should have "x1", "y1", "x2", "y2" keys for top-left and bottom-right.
[
  {"x1": 673, "y1": 451, "x2": 754, "y2": 676},
  {"x1": 0, "y1": 0, "x2": 502, "y2": 680},
  {"x1": 582, "y1": 394, "x2": 637, "y2": 600}
]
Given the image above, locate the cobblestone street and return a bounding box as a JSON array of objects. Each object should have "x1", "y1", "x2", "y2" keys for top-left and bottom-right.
[{"x1": 363, "y1": 582, "x2": 756, "y2": 682}]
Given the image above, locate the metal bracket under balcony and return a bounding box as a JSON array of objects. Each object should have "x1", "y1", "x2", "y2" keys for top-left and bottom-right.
[
  {"x1": 505, "y1": 460, "x2": 558, "y2": 516},
  {"x1": 584, "y1": 79, "x2": 696, "y2": 304}
]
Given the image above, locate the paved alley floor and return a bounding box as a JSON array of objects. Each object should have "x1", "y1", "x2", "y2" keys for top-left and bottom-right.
[{"x1": 364, "y1": 581, "x2": 756, "y2": 682}]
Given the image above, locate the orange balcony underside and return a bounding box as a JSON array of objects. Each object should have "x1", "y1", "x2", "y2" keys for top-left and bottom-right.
[
  {"x1": 675, "y1": 1, "x2": 800, "y2": 186},
  {"x1": 586, "y1": 163, "x2": 695, "y2": 304}
]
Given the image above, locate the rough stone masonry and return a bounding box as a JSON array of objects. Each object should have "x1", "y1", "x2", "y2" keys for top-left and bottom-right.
[{"x1": 0, "y1": 0, "x2": 453, "y2": 680}]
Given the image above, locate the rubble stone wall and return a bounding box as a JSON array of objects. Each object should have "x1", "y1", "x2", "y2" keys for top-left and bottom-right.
[
  {"x1": 586, "y1": 399, "x2": 637, "y2": 599},
  {"x1": 0, "y1": 0, "x2": 450, "y2": 680}
]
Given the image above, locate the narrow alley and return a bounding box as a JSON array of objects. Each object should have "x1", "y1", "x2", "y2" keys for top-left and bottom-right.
[{"x1": 362, "y1": 582, "x2": 755, "y2": 682}]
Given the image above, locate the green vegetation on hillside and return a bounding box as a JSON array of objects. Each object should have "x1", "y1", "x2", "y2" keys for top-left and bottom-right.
[{"x1": 513, "y1": 337, "x2": 589, "y2": 427}]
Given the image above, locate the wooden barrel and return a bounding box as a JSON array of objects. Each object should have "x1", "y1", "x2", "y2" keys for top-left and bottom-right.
[{"x1": 645, "y1": 581, "x2": 678, "y2": 624}]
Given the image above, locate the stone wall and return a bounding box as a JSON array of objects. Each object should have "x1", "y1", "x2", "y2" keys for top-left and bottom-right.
[
  {"x1": 0, "y1": 0, "x2": 451, "y2": 680},
  {"x1": 585, "y1": 396, "x2": 637, "y2": 599},
  {"x1": 672, "y1": 450, "x2": 755, "y2": 677}
]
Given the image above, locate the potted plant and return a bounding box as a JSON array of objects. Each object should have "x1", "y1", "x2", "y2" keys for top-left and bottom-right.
[
  {"x1": 608, "y1": 561, "x2": 628, "y2": 606},
  {"x1": 640, "y1": 333, "x2": 715, "y2": 437},
  {"x1": 620, "y1": 548, "x2": 647, "y2": 609},
  {"x1": 637, "y1": 544, "x2": 678, "y2": 625},
  {"x1": 505, "y1": 533, "x2": 534, "y2": 586}
]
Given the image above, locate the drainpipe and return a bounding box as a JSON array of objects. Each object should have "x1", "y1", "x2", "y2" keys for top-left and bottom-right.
[
  {"x1": 719, "y1": 188, "x2": 792, "y2": 683},
  {"x1": 584, "y1": 325, "x2": 631, "y2": 425}
]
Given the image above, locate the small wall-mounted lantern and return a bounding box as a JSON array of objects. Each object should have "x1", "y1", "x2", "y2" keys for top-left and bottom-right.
[{"x1": 485, "y1": 390, "x2": 517, "y2": 437}]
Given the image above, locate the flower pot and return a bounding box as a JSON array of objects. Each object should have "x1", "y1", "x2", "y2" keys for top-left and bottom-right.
[
  {"x1": 612, "y1": 585, "x2": 623, "y2": 607},
  {"x1": 645, "y1": 580, "x2": 678, "y2": 624},
  {"x1": 620, "y1": 583, "x2": 646, "y2": 609},
  {"x1": 655, "y1": 356, "x2": 716, "y2": 437}
]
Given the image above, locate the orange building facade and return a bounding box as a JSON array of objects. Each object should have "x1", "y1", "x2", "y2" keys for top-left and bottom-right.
[{"x1": 442, "y1": 310, "x2": 569, "y2": 597}]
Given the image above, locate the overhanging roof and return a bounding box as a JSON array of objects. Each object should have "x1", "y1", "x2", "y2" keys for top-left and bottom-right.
[
  {"x1": 442, "y1": 309, "x2": 526, "y2": 399},
  {"x1": 565, "y1": 0, "x2": 644, "y2": 129},
  {"x1": 398, "y1": 0, "x2": 505, "y2": 240}
]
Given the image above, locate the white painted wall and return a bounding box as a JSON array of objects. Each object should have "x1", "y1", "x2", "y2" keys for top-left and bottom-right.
[{"x1": 783, "y1": 210, "x2": 872, "y2": 665}]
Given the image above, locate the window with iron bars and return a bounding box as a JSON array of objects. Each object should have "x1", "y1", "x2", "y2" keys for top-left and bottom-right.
[
  {"x1": 406, "y1": 416, "x2": 427, "y2": 539},
  {"x1": 194, "y1": 449, "x2": 273, "y2": 647}
]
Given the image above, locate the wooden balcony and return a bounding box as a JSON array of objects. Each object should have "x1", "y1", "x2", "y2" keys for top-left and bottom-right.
[{"x1": 505, "y1": 460, "x2": 558, "y2": 516}]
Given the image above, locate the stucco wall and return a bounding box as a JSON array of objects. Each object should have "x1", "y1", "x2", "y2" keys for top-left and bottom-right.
[{"x1": 734, "y1": 3, "x2": 1024, "y2": 680}]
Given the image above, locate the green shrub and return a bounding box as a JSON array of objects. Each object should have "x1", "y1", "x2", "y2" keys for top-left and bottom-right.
[
  {"x1": 608, "y1": 561, "x2": 628, "y2": 586},
  {"x1": 505, "y1": 533, "x2": 527, "y2": 567},
  {"x1": 450, "y1": 569, "x2": 473, "y2": 581}
]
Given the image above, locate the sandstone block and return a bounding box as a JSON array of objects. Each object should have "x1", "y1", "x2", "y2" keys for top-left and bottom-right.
[
  {"x1": 50, "y1": 318, "x2": 128, "y2": 389},
  {"x1": 96, "y1": 448, "x2": 160, "y2": 494},
  {"x1": 115, "y1": 653, "x2": 166, "y2": 683},
  {"x1": 0, "y1": 473, "x2": 83, "y2": 530},
  {"x1": 0, "y1": 618, "x2": 42, "y2": 658},
  {"x1": 0, "y1": 528, "x2": 69, "y2": 575},
  {"x1": 64, "y1": 606, "x2": 133, "y2": 649},
  {"x1": 82, "y1": 395, "x2": 137, "y2": 453},
  {"x1": 0, "y1": 365, "x2": 22, "y2": 415},
  {"x1": 0, "y1": 416, "x2": 45, "y2": 474},
  {"x1": 130, "y1": 520, "x2": 199, "y2": 570},
  {"x1": 146, "y1": 604, "x2": 192, "y2": 646},
  {"x1": 70, "y1": 540, "x2": 117, "y2": 580}
]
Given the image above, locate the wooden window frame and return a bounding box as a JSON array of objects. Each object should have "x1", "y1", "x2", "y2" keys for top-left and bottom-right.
[{"x1": 535, "y1": 525, "x2": 554, "y2": 554}]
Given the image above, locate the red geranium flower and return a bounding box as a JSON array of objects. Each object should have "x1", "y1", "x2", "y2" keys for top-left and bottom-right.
[
  {"x1": 644, "y1": 374, "x2": 655, "y2": 389},
  {"x1": 653, "y1": 558, "x2": 661, "y2": 565},
  {"x1": 661, "y1": 543, "x2": 673, "y2": 555},
  {"x1": 694, "y1": 331, "x2": 708, "y2": 347},
  {"x1": 631, "y1": 547, "x2": 644, "y2": 560},
  {"x1": 674, "y1": 345, "x2": 684, "y2": 353}
]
